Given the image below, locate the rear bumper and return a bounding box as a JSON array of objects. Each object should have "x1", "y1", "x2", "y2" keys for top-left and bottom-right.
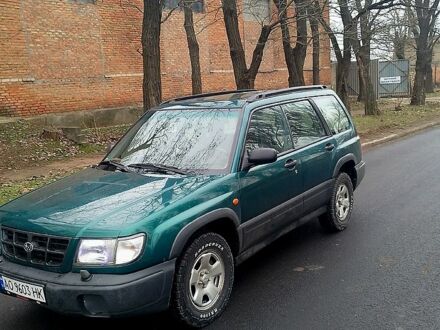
[
  {"x1": 0, "y1": 257, "x2": 175, "y2": 317},
  {"x1": 355, "y1": 160, "x2": 366, "y2": 188}
]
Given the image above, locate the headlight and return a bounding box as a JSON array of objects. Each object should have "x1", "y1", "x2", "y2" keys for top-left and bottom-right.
[{"x1": 77, "y1": 234, "x2": 145, "y2": 265}]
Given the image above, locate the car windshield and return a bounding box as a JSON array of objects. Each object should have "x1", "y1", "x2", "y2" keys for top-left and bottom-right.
[{"x1": 106, "y1": 108, "x2": 240, "y2": 173}]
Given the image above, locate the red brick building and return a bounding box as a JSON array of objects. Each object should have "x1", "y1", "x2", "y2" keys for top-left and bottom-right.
[{"x1": 0, "y1": 0, "x2": 331, "y2": 117}]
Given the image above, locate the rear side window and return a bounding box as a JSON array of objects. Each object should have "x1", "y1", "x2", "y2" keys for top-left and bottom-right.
[
  {"x1": 313, "y1": 96, "x2": 351, "y2": 134},
  {"x1": 281, "y1": 100, "x2": 327, "y2": 149},
  {"x1": 245, "y1": 107, "x2": 293, "y2": 154}
]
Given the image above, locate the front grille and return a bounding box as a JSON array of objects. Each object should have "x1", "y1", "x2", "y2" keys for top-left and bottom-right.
[{"x1": 1, "y1": 227, "x2": 70, "y2": 267}]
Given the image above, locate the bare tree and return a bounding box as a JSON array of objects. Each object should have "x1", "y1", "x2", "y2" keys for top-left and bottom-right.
[
  {"x1": 274, "y1": 0, "x2": 308, "y2": 86},
  {"x1": 409, "y1": 0, "x2": 439, "y2": 104},
  {"x1": 221, "y1": 0, "x2": 283, "y2": 89},
  {"x1": 314, "y1": 0, "x2": 396, "y2": 114},
  {"x1": 183, "y1": 0, "x2": 203, "y2": 94},
  {"x1": 126, "y1": 0, "x2": 202, "y2": 110},
  {"x1": 348, "y1": 0, "x2": 379, "y2": 114},
  {"x1": 390, "y1": 8, "x2": 411, "y2": 59},
  {"x1": 309, "y1": 3, "x2": 321, "y2": 84},
  {"x1": 313, "y1": 0, "x2": 353, "y2": 107},
  {"x1": 142, "y1": 1, "x2": 163, "y2": 111}
]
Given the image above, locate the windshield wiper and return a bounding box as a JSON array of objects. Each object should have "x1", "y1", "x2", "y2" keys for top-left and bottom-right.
[
  {"x1": 99, "y1": 160, "x2": 133, "y2": 173},
  {"x1": 128, "y1": 163, "x2": 189, "y2": 175}
]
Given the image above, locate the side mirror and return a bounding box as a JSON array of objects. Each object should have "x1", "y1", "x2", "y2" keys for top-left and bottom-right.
[{"x1": 243, "y1": 148, "x2": 277, "y2": 170}]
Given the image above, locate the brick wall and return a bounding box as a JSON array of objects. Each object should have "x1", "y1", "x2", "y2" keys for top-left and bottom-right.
[{"x1": 0, "y1": 0, "x2": 331, "y2": 117}]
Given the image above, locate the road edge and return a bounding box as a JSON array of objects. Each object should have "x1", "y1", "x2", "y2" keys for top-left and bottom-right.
[{"x1": 361, "y1": 120, "x2": 440, "y2": 149}]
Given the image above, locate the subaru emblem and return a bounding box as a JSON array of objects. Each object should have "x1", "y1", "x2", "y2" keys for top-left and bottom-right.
[{"x1": 24, "y1": 242, "x2": 34, "y2": 253}]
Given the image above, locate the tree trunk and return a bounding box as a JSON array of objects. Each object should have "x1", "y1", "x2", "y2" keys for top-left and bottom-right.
[
  {"x1": 291, "y1": 0, "x2": 307, "y2": 86},
  {"x1": 411, "y1": 53, "x2": 427, "y2": 105},
  {"x1": 313, "y1": 0, "x2": 351, "y2": 108},
  {"x1": 410, "y1": 0, "x2": 439, "y2": 105},
  {"x1": 336, "y1": 58, "x2": 351, "y2": 110},
  {"x1": 222, "y1": 0, "x2": 274, "y2": 89},
  {"x1": 357, "y1": 46, "x2": 370, "y2": 102},
  {"x1": 221, "y1": 0, "x2": 250, "y2": 89},
  {"x1": 425, "y1": 48, "x2": 433, "y2": 93},
  {"x1": 183, "y1": 2, "x2": 202, "y2": 94},
  {"x1": 411, "y1": 33, "x2": 428, "y2": 105},
  {"x1": 142, "y1": 1, "x2": 162, "y2": 112},
  {"x1": 247, "y1": 25, "x2": 273, "y2": 88},
  {"x1": 277, "y1": 1, "x2": 297, "y2": 87},
  {"x1": 356, "y1": 53, "x2": 378, "y2": 115},
  {"x1": 357, "y1": 65, "x2": 365, "y2": 102},
  {"x1": 310, "y1": 15, "x2": 320, "y2": 84},
  {"x1": 274, "y1": 0, "x2": 307, "y2": 87}
]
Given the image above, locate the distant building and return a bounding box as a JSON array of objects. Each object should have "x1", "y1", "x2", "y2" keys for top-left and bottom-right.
[{"x1": 0, "y1": 0, "x2": 331, "y2": 117}]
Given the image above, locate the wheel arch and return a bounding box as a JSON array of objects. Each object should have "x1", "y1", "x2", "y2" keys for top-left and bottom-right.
[
  {"x1": 169, "y1": 208, "x2": 242, "y2": 260},
  {"x1": 333, "y1": 154, "x2": 358, "y2": 188}
]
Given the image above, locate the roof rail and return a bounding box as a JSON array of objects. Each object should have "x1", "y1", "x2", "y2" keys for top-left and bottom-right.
[
  {"x1": 161, "y1": 89, "x2": 256, "y2": 105},
  {"x1": 247, "y1": 85, "x2": 328, "y2": 102}
]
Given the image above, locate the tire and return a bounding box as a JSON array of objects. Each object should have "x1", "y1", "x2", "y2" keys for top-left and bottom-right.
[
  {"x1": 171, "y1": 232, "x2": 234, "y2": 328},
  {"x1": 319, "y1": 172, "x2": 354, "y2": 232}
]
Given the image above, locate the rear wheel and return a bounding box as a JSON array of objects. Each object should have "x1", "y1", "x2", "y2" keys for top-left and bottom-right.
[
  {"x1": 319, "y1": 172, "x2": 354, "y2": 232},
  {"x1": 171, "y1": 232, "x2": 234, "y2": 328}
]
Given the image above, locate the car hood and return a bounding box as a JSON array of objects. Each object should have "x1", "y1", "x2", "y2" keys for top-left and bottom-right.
[{"x1": 0, "y1": 168, "x2": 221, "y2": 238}]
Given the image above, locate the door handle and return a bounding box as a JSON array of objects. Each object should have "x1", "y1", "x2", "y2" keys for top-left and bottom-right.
[
  {"x1": 284, "y1": 159, "x2": 298, "y2": 169},
  {"x1": 325, "y1": 143, "x2": 335, "y2": 151}
]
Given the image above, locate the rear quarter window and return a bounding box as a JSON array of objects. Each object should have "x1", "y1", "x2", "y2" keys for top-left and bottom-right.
[{"x1": 313, "y1": 95, "x2": 351, "y2": 134}]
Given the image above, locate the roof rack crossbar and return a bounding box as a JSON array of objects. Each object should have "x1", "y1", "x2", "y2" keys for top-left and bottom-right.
[
  {"x1": 247, "y1": 85, "x2": 327, "y2": 102},
  {"x1": 161, "y1": 89, "x2": 256, "y2": 104}
]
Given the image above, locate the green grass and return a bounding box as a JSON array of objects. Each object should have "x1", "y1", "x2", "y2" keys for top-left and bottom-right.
[
  {"x1": 0, "y1": 177, "x2": 55, "y2": 206},
  {"x1": 352, "y1": 102, "x2": 440, "y2": 138},
  {"x1": 426, "y1": 90, "x2": 440, "y2": 98},
  {"x1": 78, "y1": 143, "x2": 103, "y2": 154}
]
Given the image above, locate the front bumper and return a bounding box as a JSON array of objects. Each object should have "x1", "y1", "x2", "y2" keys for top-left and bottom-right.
[
  {"x1": 355, "y1": 160, "x2": 366, "y2": 188},
  {"x1": 0, "y1": 257, "x2": 175, "y2": 317}
]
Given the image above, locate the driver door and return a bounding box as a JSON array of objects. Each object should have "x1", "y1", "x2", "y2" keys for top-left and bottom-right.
[{"x1": 238, "y1": 105, "x2": 304, "y2": 250}]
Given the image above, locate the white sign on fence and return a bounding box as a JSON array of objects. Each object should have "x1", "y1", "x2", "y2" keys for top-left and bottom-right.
[{"x1": 380, "y1": 76, "x2": 401, "y2": 84}]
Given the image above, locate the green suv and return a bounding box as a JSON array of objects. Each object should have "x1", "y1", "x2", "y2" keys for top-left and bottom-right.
[{"x1": 0, "y1": 86, "x2": 365, "y2": 328}]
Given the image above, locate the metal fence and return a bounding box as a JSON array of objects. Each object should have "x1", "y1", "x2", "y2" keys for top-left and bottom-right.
[
  {"x1": 378, "y1": 60, "x2": 410, "y2": 97},
  {"x1": 331, "y1": 59, "x2": 410, "y2": 99}
]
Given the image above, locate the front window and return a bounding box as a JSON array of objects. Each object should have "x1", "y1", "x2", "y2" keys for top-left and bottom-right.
[
  {"x1": 245, "y1": 107, "x2": 293, "y2": 154},
  {"x1": 106, "y1": 109, "x2": 240, "y2": 173}
]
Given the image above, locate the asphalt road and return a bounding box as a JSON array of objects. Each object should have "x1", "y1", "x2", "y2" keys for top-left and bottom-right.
[{"x1": 2, "y1": 128, "x2": 440, "y2": 329}]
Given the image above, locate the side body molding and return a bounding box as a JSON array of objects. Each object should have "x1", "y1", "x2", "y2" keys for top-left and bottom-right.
[{"x1": 169, "y1": 208, "x2": 241, "y2": 259}]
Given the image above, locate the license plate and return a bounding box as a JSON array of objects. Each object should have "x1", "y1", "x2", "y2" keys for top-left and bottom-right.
[{"x1": 1, "y1": 275, "x2": 46, "y2": 303}]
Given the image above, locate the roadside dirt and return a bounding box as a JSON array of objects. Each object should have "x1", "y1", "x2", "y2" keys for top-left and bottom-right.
[
  {"x1": 0, "y1": 154, "x2": 104, "y2": 183},
  {"x1": 359, "y1": 115, "x2": 440, "y2": 145}
]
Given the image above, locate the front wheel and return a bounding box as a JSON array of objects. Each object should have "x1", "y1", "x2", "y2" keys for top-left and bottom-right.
[
  {"x1": 171, "y1": 232, "x2": 234, "y2": 328},
  {"x1": 319, "y1": 172, "x2": 354, "y2": 232}
]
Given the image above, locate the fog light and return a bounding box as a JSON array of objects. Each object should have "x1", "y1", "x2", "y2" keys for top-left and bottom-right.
[{"x1": 80, "y1": 294, "x2": 109, "y2": 316}]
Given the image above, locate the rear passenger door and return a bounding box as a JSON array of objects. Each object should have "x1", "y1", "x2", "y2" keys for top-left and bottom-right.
[
  {"x1": 280, "y1": 100, "x2": 336, "y2": 213},
  {"x1": 311, "y1": 95, "x2": 354, "y2": 146}
]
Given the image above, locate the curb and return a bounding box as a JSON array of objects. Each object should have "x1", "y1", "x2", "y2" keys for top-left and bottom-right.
[{"x1": 361, "y1": 121, "x2": 440, "y2": 149}]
